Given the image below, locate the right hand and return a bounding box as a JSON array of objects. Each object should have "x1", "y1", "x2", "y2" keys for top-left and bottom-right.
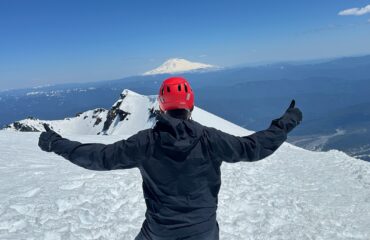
[
  {"x1": 282, "y1": 100, "x2": 303, "y2": 133},
  {"x1": 38, "y1": 124, "x2": 62, "y2": 152},
  {"x1": 271, "y1": 100, "x2": 303, "y2": 133},
  {"x1": 286, "y1": 100, "x2": 302, "y2": 122}
]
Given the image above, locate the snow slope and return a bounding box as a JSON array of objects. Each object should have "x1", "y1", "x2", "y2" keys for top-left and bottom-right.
[
  {"x1": 4, "y1": 89, "x2": 231, "y2": 137},
  {"x1": 143, "y1": 58, "x2": 214, "y2": 75},
  {"x1": 3, "y1": 108, "x2": 108, "y2": 135},
  {"x1": 0, "y1": 91, "x2": 370, "y2": 239},
  {"x1": 3, "y1": 90, "x2": 157, "y2": 136}
]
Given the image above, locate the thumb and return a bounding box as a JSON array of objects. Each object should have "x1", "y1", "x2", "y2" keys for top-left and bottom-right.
[
  {"x1": 43, "y1": 123, "x2": 51, "y2": 132},
  {"x1": 287, "y1": 99, "x2": 295, "y2": 110}
]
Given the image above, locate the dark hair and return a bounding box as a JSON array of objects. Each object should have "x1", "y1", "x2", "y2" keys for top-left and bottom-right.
[{"x1": 166, "y1": 109, "x2": 191, "y2": 120}]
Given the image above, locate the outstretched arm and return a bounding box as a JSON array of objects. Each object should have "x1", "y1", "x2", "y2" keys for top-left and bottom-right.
[
  {"x1": 205, "y1": 100, "x2": 302, "y2": 163},
  {"x1": 38, "y1": 125, "x2": 148, "y2": 171}
]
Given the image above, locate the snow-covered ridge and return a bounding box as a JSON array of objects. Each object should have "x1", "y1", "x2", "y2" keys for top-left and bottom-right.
[
  {"x1": 143, "y1": 58, "x2": 215, "y2": 75},
  {"x1": 2, "y1": 89, "x2": 158, "y2": 136},
  {"x1": 3, "y1": 108, "x2": 108, "y2": 135},
  {"x1": 3, "y1": 89, "x2": 249, "y2": 137}
]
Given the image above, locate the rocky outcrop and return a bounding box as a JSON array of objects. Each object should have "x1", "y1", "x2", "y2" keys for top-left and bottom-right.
[
  {"x1": 92, "y1": 108, "x2": 106, "y2": 127},
  {"x1": 7, "y1": 121, "x2": 39, "y2": 132},
  {"x1": 101, "y1": 94, "x2": 131, "y2": 133},
  {"x1": 2, "y1": 90, "x2": 156, "y2": 136},
  {"x1": 148, "y1": 107, "x2": 160, "y2": 119}
]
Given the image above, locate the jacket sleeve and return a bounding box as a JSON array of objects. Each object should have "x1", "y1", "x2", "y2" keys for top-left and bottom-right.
[
  {"x1": 50, "y1": 130, "x2": 150, "y2": 171},
  {"x1": 205, "y1": 110, "x2": 300, "y2": 163}
]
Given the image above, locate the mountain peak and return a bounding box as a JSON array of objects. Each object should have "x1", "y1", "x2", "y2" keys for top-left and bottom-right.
[{"x1": 143, "y1": 58, "x2": 214, "y2": 75}]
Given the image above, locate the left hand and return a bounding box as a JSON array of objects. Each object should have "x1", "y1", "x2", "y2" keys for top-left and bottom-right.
[{"x1": 38, "y1": 124, "x2": 62, "y2": 152}]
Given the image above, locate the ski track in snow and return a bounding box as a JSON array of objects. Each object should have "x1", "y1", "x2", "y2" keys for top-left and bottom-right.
[{"x1": 0, "y1": 131, "x2": 370, "y2": 240}]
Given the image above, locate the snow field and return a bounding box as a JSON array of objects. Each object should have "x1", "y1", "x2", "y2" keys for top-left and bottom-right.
[
  {"x1": 0, "y1": 133, "x2": 145, "y2": 240},
  {"x1": 0, "y1": 132, "x2": 369, "y2": 239},
  {"x1": 1, "y1": 90, "x2": 369, "y2": 239}
]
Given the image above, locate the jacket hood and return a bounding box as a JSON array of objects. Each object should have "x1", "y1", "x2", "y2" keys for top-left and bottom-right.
[{"x1": 153, "y1": 114, "x2": 202, "y2": 155}]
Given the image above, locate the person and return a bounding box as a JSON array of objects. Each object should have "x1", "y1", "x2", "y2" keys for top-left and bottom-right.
[{"x1": 39, "y1": 76, "x2": 302, "y2": 240}]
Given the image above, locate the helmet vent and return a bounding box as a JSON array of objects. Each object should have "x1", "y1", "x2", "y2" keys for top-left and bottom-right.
[
  {"x1": 178, "y1": 84, "x2": 181, "y2": 91},
  {"x1": 184, "y1": 84, "x2": 188, "y2": 92},
  {"x1": 167, "y1": 86, "x2": 170, "y2": 92}
]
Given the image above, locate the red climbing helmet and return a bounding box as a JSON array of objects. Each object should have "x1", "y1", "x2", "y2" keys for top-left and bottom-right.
[{"x1": 158, "y1": 76, "x2": 194, "y2": 112}]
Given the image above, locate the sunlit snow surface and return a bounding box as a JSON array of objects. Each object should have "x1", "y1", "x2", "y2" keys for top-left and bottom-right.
[{"x1": 1, "y1": 110, "x2": 370, "y2": 239}]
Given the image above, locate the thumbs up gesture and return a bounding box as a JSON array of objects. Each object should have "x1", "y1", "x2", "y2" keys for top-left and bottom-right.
[
  {"x1": 285, "y1": 100, "x2": 302, "y2": 125},
  {"x1": 38, "y1": 124, "x2": 62, "y2": 152},
  {"x1": 272, "y1": 100, "x2": 303, "y2": 133}
]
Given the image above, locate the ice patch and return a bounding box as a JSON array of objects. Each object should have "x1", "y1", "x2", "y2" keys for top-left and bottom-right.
[
  {"x1": 20, "y1": 188, "x2": 41, "y2": 198},
  {"x1": 44, "y1": 232, "x2": 61, "y2": 240},
  {"x1": 10, "y1": 204, "x2": 35, "y2": 215},
  {"x1": 59, "y1": 182, "x2": 84, "y2": 190},
  {"x1": 8, "y1": 219, "x2": 27, "y2": 233}
]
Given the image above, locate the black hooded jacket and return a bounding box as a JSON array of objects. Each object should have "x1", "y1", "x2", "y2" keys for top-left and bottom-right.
[{"x1": 45, "y1": 108, "x2": 301, "y2": 239}]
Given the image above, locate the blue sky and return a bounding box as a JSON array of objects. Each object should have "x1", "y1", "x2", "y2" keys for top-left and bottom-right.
[{"x1": 1, "y1": 0, "x2": 370, "y2": 90}]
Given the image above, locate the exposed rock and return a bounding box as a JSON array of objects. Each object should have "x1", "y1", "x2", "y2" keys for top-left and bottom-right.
[
  {"x1": 101, "y1": 93, "x2": 131, "y2": 133},
  {"x1": 148, "y1": 107, "x2": 160, "y2": 119},
  {"x1": 117, "y1": 109, "x2": 130, "y2": 121},
  {"x1": 94, "y1": 117, "x2": 102, "y2": 126},
  {"x1": 11, "y1": 122, "x2": 39, "y2": 132},
  {"x1": 93, "y1": 108, "x2": 105, "y2": 115}
]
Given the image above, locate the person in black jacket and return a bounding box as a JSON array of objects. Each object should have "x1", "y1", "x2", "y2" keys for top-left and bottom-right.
[{"x1": 39, "y1": 77, "x2": 302, "y2": 240}]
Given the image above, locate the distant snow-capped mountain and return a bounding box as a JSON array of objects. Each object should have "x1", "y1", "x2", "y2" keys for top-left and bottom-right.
[{"x1": 143, "y1": 58, "x2": 215, "y2": 75}]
